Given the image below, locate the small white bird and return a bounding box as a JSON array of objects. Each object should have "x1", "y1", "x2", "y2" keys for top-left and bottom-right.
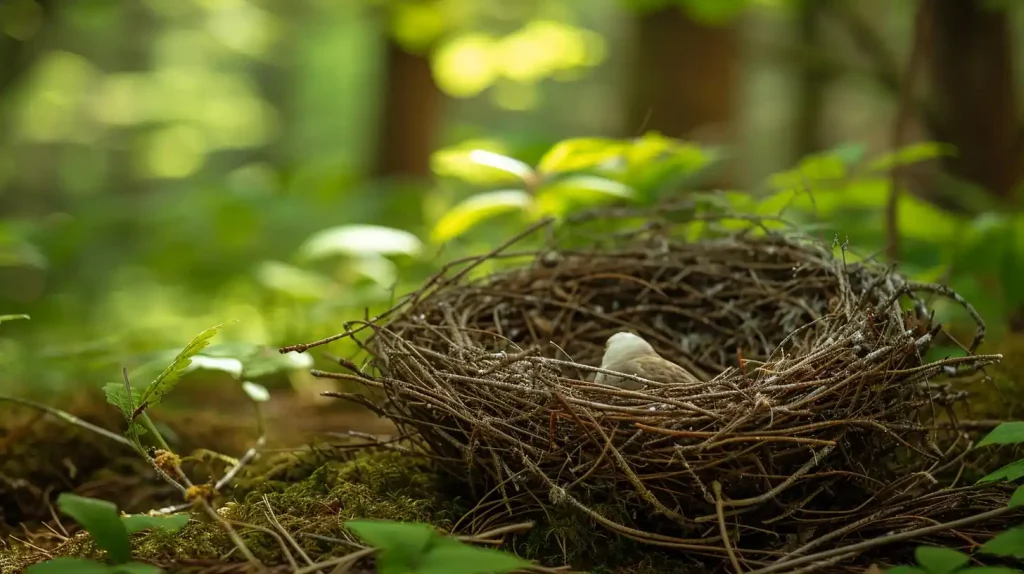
[{"x1": 593, "y1": 332, "x2": 700, "y2": 390}]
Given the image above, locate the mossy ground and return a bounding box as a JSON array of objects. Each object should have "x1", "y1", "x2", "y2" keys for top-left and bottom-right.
[{"x1": 0, "y1": 397, "x2": 693, "y2": 574}]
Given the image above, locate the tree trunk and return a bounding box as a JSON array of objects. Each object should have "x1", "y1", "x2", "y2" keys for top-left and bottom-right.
[
  {"x1": 372, "y1": 38, "x2": 442, "y2": 180},
  {"x1": 927, "y1": 0, "x2": 1022, "y2": 199},
  {"x1": 626, "y1": 8, "x2": 738, "y2": 143},
  {"x1": 793, "y1": 0, "x2": 828, "y2": 159}
]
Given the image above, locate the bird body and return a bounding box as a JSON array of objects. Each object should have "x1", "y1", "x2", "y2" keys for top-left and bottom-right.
[{"x1": 594, "y1": 332, "x2": 699, "y2": 389}]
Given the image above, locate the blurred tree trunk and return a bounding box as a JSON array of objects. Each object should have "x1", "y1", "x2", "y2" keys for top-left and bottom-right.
[
  {"x1": 794, "y1": 0, "x2": 828, "y2": 159},
  {"x1": 372, "y1": 39, "x2": 442, "y2": 180},
  {"x1": 626, "y1": 7, "x2": 738, "y2": 186},
  {"x1": 926, "y1": 0, "x2": 1022, "y2": 199},
  {"x1": 626, "y1": 9, "x2": 738, "y2": 139}
]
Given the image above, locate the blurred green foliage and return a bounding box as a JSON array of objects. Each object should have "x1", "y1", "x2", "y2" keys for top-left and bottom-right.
[{"x1": 0, "y1": 0, "x2": 1021, "y2": 402}]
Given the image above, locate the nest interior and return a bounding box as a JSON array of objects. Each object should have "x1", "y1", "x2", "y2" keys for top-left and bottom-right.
[{"x1": 312, "y1": 215, "x2": 1009, "y2": 571}]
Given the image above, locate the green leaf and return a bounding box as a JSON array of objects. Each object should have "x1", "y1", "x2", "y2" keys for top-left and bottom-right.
[
  {"x1": 536, "y1": 137, "x2": 625, "y2": 175},
  {"x1": 0, "y1": 314, "x2": 29, "y2": 324},
  {"x1": 298, "y1": 225, "x2": 424, "y2": 260},
  {"x1": 980, "y1": 527, "x2": 1024, "y2": 558},
  {"x1": 958, "y1": 567, "x2": 1024, "y2": 574},
  {"x1": 57, "y1": 493, "x2": 132, "y2": 564},
  {"x1": 978, "y1": 422, "x2": 1024, "y2": 447},
  {"x1": 103, "y1": 382, "x2": 141, "y2": 421},
  {"x1": 867, "y1": 141, "x2": 957, "y2": 172},
  {"x1": 466, "y1": 150, "x2": 533, "y2": 180},
  {"x1": 430, "y1": 141, "x2": 529, "y2": 186},
  {"x1": 535, "y1": 175, "x2": 634, "y2": 217},
  {"x1": 120, "y1": 513, "x2": 189, "y2": 535},
  {"x1": 25, "y1": 557, "x2": 118, "y2": 574},
  {"x1": 419, "y1": 538, "x2": 532, "y2": 574},
  {"x1": 242, "y1": 381, "x2": 270, "y2": 403},
  {"x1": 431, "y1": 190, "x2": 532, "y2": 244},
  {"x1": 345, "y1": 520, "x2": 437, "y2": 574},
  {"x1": 255, "y1": 260, "x2": 334, "y2": 300},
  {"x1": 914, "y1": 546, "x2": 969, "y2": 574},
  {"x1": 135, "y1": 321, "x2": 234, "y2": 418},
  {"x1": 1010, "y1": 486, "x2": 1024, "y2": 508}
]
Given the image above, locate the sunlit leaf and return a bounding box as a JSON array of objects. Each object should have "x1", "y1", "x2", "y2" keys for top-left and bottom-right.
[
  {"x1": 242, "y1": 381, "x2": 270, "y2": 402},
  {"x1": 431, "y1": 190, "x2": 532, "y2": 244},
  {"x1": 978, "y1": 460, "x2": 1024, "y2": 484},
  {"x1": 348, "y1": 252, "x2": 398, "y2": 288},
  {"x1": 536, "y1": 137, "x2": 626, "y2": 175},
  {"x1": 418, "y1": 537, "x2": 532, "y2": 574},
  {"x1": 535, "y1": 175, "x2": 634, "y2": 217},
  {"x1": 57, "y1": 493, "x2": 132, "y2": 564},
  {"x1": 189, "y1": 356, "x2": 244, "y2": 378},
  {"x1": 914, "y1": 546, "x2": 969, "y2": 574},
  {"x1": 467, "y1": 150, "x2": 533, "y2": 180},
  {"x1": 345, "y1": 520, "x2": 437, "y2": 574},
  {"x1": 121, "y1": 513, "x2": 190, "y2": 535},
  {"x1": 298, "y1": 225, "x2": 423, "y2": 260},
  {"x1": 135, "y1": 321, "x2": 235, "y2": 418},
  {"x1": 24, "y1": 557, "x2": 117, "y2": 574},
  {"x1": 978, "y1": 422, "x2": 1024, "y2": 447},
  {"x1": 0, "y1": 314, "x2": 29, "y2": 324},
  {"x1": 867, "y1": 142, "x2": 957, "y2": 172},
  {"x1": 979, "y1": 527, "x2": 1024, "y2": 558},
  {"x1": 430, "y1": 141, "x2": 527, "y2": 186},
  {"x1": 255, "y1": 261, "x2": 333, "y2": 300}
]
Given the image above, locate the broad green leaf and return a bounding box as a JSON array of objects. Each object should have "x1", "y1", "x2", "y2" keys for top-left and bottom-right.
[
  {"x1": 535, "y1": 175, "x2": 635, "y2": 217},
  {"x1": 419, "y1": 537, "x2": 531, "y2": 574},
  {"x1": 121, "y1": 513, "x2": 189, "y2": 535},
  {"x1": 57, "y1": 493, "x2": 132, "y2": 564},
  {"x1": 0, "y1": 314, "x2": 29, "y2": 323},
  {"x1": 430, "y1": 141, "x2": 527, "y2": 186},
  {"x1": 113, "y1": 563, "x2": 163, "y2": 574},
  {"x1": 958, "y1": 567, "x2": 1024, "y2": 574},
  {"x1": 431, "y1": 190, "x2": 532, "y2": 244},
  {"x1": 345, "y1": 520, "x2": 437, "y2": 574},
  {"x1": 914, "y1": 546, "x2": 969, "y2": 574},
  {"x1": 978, "y1": 422, "x2": 1024, "y2": 447},
  {"x1": 242, "y1": 381, "x2": 270, "y2": 402},
  {"x1": 1011, "y1": 486, "x2": 1024, "y2": 508},
  {"x1": 25, "y1": 557, "x2": 117, "y2": 574},
  {"x1": 298, "y1": 225, "x2": 423, "y2": 260},
  {"x1": 135, "y1": 321, "x2": 234, "y2": 418},
  {"x1": 189, "y1": 356, "x2": 243, "y2": 378},
  {"x1": 467, "y1": 150, "x2": 533, "y2": 180},
  {"x1": 103, "y1": 382, "x2": 138, "y2": 420},
  {"x1": 884, "y1": 567, "x2": 927, "y2": 574},
  {"x1": 536, "y1": 137, "x2": 625, "y2": 175},
  {"x1": 255, "y1": 261, "x2": 333, "y2": 299},
  {"x1": 867, "y1": 141, "x2": 957, "y2": 172},
  {"x1": 979, "y1": 527, "x2": 1024, "y2": 558}
]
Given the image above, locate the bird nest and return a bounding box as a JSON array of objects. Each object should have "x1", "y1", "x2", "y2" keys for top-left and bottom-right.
[{"x1": 296, "y1": 211, "x2": 1010, "y2": 571}]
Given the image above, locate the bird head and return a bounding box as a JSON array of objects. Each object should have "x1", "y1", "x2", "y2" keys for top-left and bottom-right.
[{"x1": 602, "y1": 331, "x2": 657, "y2": 366}]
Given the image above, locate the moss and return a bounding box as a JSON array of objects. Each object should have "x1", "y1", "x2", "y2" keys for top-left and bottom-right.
[{"x1": 132, "y1": 449, "x2": 466, "y2": 566}]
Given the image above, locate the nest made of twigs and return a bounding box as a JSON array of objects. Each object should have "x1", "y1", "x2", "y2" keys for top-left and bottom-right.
[{"x1": 302, "y1": 211, "x2": 1011, "y2": 572}]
